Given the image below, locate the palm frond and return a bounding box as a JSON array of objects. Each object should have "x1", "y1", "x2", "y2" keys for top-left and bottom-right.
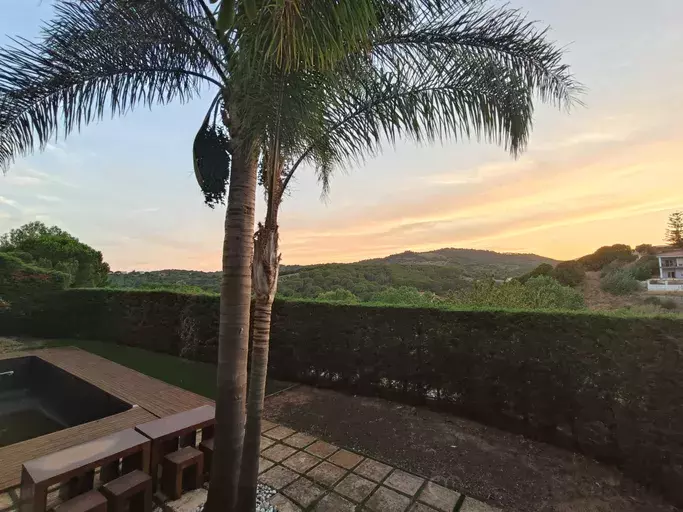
[
  {"x1": 0, "y1": 0, "x2": 223, "y2": 171},
  {"x1": 282, "y1": 55, "x2": 537, "y2": 194},
  {"x1": 235, "y1": 0, "x2": 379, "y2": 72},
  {"x1": 278, "y1": 0, "x2": 580, "y2": 195},
  {"x1": 372, "y1": 2, "x2": 581, "y2": 108}
]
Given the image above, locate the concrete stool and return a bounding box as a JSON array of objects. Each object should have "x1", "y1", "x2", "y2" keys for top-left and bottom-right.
[
  {"x1": 161, "y1": 447, "x2": 204, "y2": 500},
  {"x1": 54, "y1": 490, "x2": 107, "y2": 512},
  {"x1": 100, "y1": 470, "x2": 152, "y2": 512},
  {"x1": 198, "y1": 437, "x2": 214, "y2": 476}
]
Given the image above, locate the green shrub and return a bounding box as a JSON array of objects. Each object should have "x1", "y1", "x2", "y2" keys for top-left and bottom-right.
[
  {"x1": 368, "y1": 286, "x2": 441, "y2": 306},
  {"x1": 316, "y1": 288, "x2": 360, "y2": 303},
  {"x1": 551, "y1": 261, "x2": 586, "y2": 287},
  {"x1": 600, "y1": 259, "x2": 626, "y2": 278},
  {"x1": 517, "y1": 262, "x2": 554, "y2": 283},
  {"x1": 524, "y1": 275, "x2": 585, "y2": 309},
  {"x1": 600, "y1": 269, "x2": 641, "y2": 295},
  {"x1": 0, "y1": 252, "x2": 69, "y2": 307},
  {"x1": 458, "y1": 276, "x2": 584, "y2": 310},
  {"x1": 630, "y1": 255, "x2": 660, "y2": 280},
  {"x1": 645, "y1": 296, "x2": 679, "y2": 311}
]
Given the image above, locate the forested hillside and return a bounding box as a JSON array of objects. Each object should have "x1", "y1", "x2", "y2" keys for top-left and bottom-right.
[{"x1": 108, "y1": 248, "x2": 555, "y2": 298}]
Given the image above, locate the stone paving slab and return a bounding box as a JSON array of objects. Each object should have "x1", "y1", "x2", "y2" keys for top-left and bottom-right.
[
  {"x1": 329, "y1": 449, "x2": 364, "y2": 470},
  {"x1": 365, "y1": 486, "x2": 412, "y2": 511},
  {"x1": 417, "y1": 482, "x2": 460, "y2": 512},
  {"x1": 305, "y1": 440, "x2": 339, "y2": 459},
  {"x1": 354, "y1": 459, "x2": 393, "y2": 483},
  {"x1": 283, "y1": 451, "x2": 322, "y2": 474},
  {"x1": 263, "y1": 443, "x2": 298, "y2": 462},
  {"x1": 284, "y1": 432, "x2": 317, "y2": 449},
  {"x1": 334, "y1": 473, "x2": 377, "y2": 503},
  {"x1": 313, "y1": 492, "x2": 357, "y2": 512},
  {"x1": 271, "y1": 493, "x2": 302, "y2": 512},
  {"x1": 306, "y1": 461, "x2": 348, "y2": 488},
  {"x1": 460, "y1": 497, "x2": 502, "y2": 511},
  {"x1": 283, "y1": 477, "x2": 325, "y2": 508},
  {"x1": 384, "y1": 470, "x2": 425, "y2": 497}
]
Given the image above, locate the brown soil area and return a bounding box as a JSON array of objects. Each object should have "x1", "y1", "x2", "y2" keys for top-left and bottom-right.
[
  {"x1": 582, "y1": 271, "x2": 643, "y2": 311},
  {"x1": 265, "y1": 385, "x2": 678, "y2": 512}
]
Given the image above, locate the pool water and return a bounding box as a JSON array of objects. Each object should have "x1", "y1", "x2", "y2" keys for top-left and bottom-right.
[
  {"x1": 0, "y1": 356, "x2": 132, "y2": 447},
  {"x1": 0, "y1": 409, "x2": 64, "y2": 447}
]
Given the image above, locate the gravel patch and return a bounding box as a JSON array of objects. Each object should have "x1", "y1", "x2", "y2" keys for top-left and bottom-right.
[{"x1": 195, "y1": 484, "x2": 278, "y2": 512}]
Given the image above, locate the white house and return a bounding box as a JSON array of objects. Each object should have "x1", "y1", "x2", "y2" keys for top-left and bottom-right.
[{"x1": 648, "y1": 250, "x2": 683, "y2": 292}]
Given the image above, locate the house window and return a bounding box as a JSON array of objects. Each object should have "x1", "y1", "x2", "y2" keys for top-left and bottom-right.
[
  {"x1": 663, "y1": 259, "x2": 676, "y2": 267},
  {"x1": 668, "y1": 271, "x2": 676, "y2": 278}
]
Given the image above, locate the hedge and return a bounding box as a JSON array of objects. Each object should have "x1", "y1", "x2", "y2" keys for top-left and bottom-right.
[{"x1": 3, "y1": 288, "x2": 683, "y2": 506}]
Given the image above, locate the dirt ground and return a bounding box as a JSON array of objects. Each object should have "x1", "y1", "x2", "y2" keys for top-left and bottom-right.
[
  {"x1": 265, "y1": 385, "x2": 678, "y2": 512},
  {"x1": 582, "y1": 271, "x2": 645, "y2": 311}
]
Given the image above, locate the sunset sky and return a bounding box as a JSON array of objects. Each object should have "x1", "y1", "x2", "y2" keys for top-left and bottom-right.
[{"x1": 1, "y1": 0, "x2": 682, "y2": 270}]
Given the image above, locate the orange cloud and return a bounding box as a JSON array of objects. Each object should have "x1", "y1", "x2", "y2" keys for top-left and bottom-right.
[{"x1": 278, "y1": 130, "x2": 682, "y2": 264}]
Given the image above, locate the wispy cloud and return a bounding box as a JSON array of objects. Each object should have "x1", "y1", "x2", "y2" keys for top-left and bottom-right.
[
  {"x1": 0, "y1": 196, "x2": 19, "y2": 208},
  {"x1": 36, "y1": 194, "x2": 62, "y2": 203}
]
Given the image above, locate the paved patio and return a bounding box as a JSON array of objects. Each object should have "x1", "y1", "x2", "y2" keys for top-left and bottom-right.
[{"x1": 257, "y1": 420, "x2": 499, "y2": 512}]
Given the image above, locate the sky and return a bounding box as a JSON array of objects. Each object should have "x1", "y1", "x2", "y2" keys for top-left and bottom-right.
[{"x1": 1, "y1": 1, "x2": 682, "y2": 271}]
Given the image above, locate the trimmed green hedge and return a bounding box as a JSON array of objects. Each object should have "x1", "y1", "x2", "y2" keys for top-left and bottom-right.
[{"x1": 3, "y1": 288, "x2": 683, "y2": 506}]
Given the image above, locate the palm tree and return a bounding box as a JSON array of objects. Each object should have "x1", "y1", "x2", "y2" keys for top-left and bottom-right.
[
  {"x1": 0, "y1": 1, "x2": 378, "y2": 510},
  {"x1": 0, "y1": 1, "x2": 579, "y2": 510},
  {"x1": 237, "y1": 2, "x2": 580, "y2": 508}
]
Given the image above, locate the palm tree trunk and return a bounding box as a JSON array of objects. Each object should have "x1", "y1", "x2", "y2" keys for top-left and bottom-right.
[
  {"x1": 206, "y1": 145, "x2": 258, "y2": 512},
  {"x1": 236, "y1": 220, "x2": 279, "y2": 511},
  {"x1": 236, "y1": 145, "x2": 282, "y2": 511}
]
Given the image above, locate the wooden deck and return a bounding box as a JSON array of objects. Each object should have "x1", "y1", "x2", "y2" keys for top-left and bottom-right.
[{"x1": 0, "y1": 347, "x2": 213, "y2": 491}]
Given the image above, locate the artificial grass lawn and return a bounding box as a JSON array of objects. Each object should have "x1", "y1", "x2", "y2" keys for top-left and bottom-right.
[{"x1": 43, "y1": 339, "x2": 220, "y2": 399}]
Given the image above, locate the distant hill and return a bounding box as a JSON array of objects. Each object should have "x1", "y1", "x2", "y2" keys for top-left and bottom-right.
[
  {"x1": 109, "y1": 248, "x2": 555, "y2": 299},
  {"x1": 363, "y1": 248, "x2": 556, "y2": 275}
]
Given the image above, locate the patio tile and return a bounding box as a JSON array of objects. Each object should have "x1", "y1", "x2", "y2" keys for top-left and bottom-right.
[
  {"x1": 417, "y1": 482, "x2": 460, "y2": 511},
  {"x1": 283, "y1": 477, "x2": 325, "y2": 508},
  {"x1": 409, "y1": 503, "x2": 438, "y2": 512},
  {"x1": 305, "y1": 440, "x2": 339, "y2": 459},
  {"x1": 329, "y1": 449, "x2": 364, "y2": 470},
  {"x1": 261, "y1": 435, "x2": 276, "y2": 450},
  {"x1": 283, "y1": 451, "x2": 322, "y2": 473},
  {"x1": 262, "y1": 443, "x2": 298, "y2": 462},
  {"x1": 270, "y1": 493, "x2": 302, "y2": 512},
  {"x1": 261, "y1": 420, "x2": 277, "y2": 433},
  {"x1": 259, "y1": 457, "x2": 275, "y2": 474},
  {"x1": 365, "y1": 486, "x2": 411, "y2": 512},
  {"x1": 384, "y1": 470, "x2": 424, "y2": 496},
  {"x1": 313, "y1": 492, "x2": 357, "y2": 512},
  {"x1": 284, "y1": 432, "x2": 317, "y2": 449},
  {"x1": 259, "y1": 465, "x2": 299, "y2": 490},
  {"x1": 354, "y1": 459, "x2": 393, "y2": 483},
  {"x1": 459, "y1": 498, "x2": 502, "y2": 511},
  {"x1": 265, "y1": 425, "x2": 296, "y2": 440},
  {"x1": 307, "y1": 461, "x2": 348, "y2": 488},
  {"x1": 334, "y1": 473, "x2": 377, "y2": 503}
]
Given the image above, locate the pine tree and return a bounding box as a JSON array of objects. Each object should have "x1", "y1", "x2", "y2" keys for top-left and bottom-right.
[{"x1": 665, "y1": 211, "x2": 683, "y2": 248}]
